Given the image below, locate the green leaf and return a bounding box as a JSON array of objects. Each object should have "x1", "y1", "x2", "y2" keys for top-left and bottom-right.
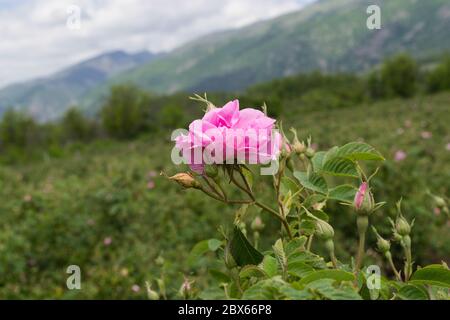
[
  {"x1": 280, "y1": 177, "x2": 300, "y2": 197},
  {"x1": 328, "y1": 185, "x2": 357, "y2": 203},
  {"x1": 208, "y1": 239, "x2": 222, "y2": 251},
  {"x1": 303, "y1": 194, "x2": 326, "y2": 209},
  {"x1": 209, "y1": 269, "x2": 231, "y2": 283},
  {"x1": 287, "y1": 251, "x2": 327, "y2": 269},
  {"x1": 288, "y1": 261, "x2": 315, "y2": 278},
  {"x1": 242, "y1": 277, "x2": 287, "y2": 300},
  {"x1": 240, "y1": 265, "x2": 268, "y2": 279},
  {"x1": 262, "y1": 255, "x2": 278, "y2": 277},
  {"x1": 229, "y1": 226, "x2": 264, "y2": 267},
  {"x1": 298, "y1": 270, "x2": 355, "y2": 285},
  {"x1": 334, "y1": 142, "x2": 384, "y2": 161},
  {"x1": 321, "y1": 157, "x2": 358, "y2": 178},
  {"x1": 397, "y1": 284, "x2": 429, "y2": 300},
  {"x1": 309, "y1": 210, "x2": 329, "y2": 222},
  {"x1": 299, "y1": 220, "x2": 316, "y2": 236},
  {"x1": 410, "y1": 265, "x2": 450, "y2": 288},
  {"x1": 198, "y1": 287, "x2": 227, "y2": 300},
  {"x1": 311, "y1": 151, "x2": 326, "y2": 172},
  {"x1": 285, "y1": 236, "x2": 307, "y2": 256},
  {"x1": 188, "y1": 239, "x2": 221, "y2": 266},
  {"x1": 273, "y1": 239, "x2": 287, "y2": 273},
  {"x1": 293, "y1": 171, "x2": 327, "y2": 194},
  {"x1": 307, "y1": 279, "x2": 362, "y2": 300},
  {"x1": 280, "y1": 286, "x2": 313, "y2": 300}
]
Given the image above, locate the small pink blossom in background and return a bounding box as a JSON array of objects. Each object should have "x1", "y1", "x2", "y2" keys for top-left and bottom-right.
[
  {"x1": 420, "y1": 131, "x2": 432, "y2": 139},
  {"x1": 103, "y1": 237, "x2": 112, "y2": 246},
  {"x1": 446, "y1": 143, "x2": 450, "y2": 151},
  {"x1": 132, "y1": 284, "x2": 140, "y2": 292},
  {"x1": 396, "y1": 128, "x2": 404, "y2": 135},
  {"x1": 148, "y1": 171, "x2": 157, "y2": 178},
  {"x1": 434, "y1": 207, "x2": 441, "y2": 216},
  {"x1": 394, "y1": 150, "x2": 407, "y2": 162},
  {"x1": 404, "y1": 119, "x2": 412, "y2": 128},
  {"x1": 23, "y1": 194, "x2": 32, "y2": 202},
  {"x1": 147, "y1": 181, "x2": 155, "y2": 189}
]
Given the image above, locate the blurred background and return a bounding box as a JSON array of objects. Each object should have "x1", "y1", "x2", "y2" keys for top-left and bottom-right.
[{"x1": 0, "y1": 0, "x2": 449, "y2": 298}]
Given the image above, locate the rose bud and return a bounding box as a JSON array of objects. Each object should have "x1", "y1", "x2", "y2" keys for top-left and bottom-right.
[
  {"x1": 371, "y1": 226, "x2": 390, "y2": 253},
  {"x1": 169, "y1": 173, "x2": 200, "y2": 189},
  {"x1": 395, "y1": 215, "x2": 411, "y2": 236},
  {"x1": 314, "y1": 218, "x2": 335, "y2": 240},
  {"x1": 354, "y1": 182, "x2": 375, "y2": 215}
]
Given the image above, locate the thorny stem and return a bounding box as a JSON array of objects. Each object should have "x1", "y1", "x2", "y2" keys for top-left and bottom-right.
[
  {"x1": 402, "y1": 237, "x2": 413, "y2": 281},
  {"x1": 254, "y1": 201, "x2": 293, "y2": 239},
  {"x1": 355, "y1": 231, "x2": 366, "y2": 272},
  {"x1": 202, "y1": 176, "x2": 222, "y2": 199},
  {"x1": 230, "y1": 171, "x2": 255, "y2": 201},
  {"x1": 306, "y1": 234, "x2": 314, "y2": 251},
  {"x1": 201, "y1": 169, "x2": 293, "y2": 239},
  {"x1": 233, "y1": 167, "x2": 293, "y2": 240},
  {"x1": 386, "y1": 252, "x2": 402, "y2": 281},
  {"x1": 355, "y1": 216, "x2": 368, "y2": 272}
]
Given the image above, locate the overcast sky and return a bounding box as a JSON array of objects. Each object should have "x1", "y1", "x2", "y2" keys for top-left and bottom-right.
[{"x1": 0, "y1": 0, "x2": 316, "y2": 88}]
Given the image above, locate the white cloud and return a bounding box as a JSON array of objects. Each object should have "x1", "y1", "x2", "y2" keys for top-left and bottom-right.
[{"x1": 0, "y1": 0, "x2": 315, "y2": 88}]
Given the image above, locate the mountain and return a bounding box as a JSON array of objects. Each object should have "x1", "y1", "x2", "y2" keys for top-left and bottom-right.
[
  {"x1": 2, "y1": 0, "x2": 450, "y2": 120},
  {"x1": 0, "y1": 50, "x2": 158, "y2": 121},
  {"x1": 109, "y1": 0, "x2": 450, "y2": 93}
]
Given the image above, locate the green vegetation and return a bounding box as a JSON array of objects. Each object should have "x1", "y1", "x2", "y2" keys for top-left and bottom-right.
[{"x1": 0, "y1": 54, "x2": 449, "y2": 299}]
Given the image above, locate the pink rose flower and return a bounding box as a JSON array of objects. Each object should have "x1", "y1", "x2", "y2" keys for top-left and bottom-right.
[
  {"x1": 175, "y1": 100, "x2": 281, "y2": 173},
  {"x1": 394, "y1": 150, "x2": 407, "y2": 162}
]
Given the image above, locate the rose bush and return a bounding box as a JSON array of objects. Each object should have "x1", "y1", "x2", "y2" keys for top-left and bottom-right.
[{"x1": 163, "y1": 97, "x2": 450, "y2": 300}]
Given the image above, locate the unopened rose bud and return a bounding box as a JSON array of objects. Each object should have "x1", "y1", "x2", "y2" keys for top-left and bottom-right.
[
  {"x1": 169, "y1": 173, "x2": 200, "y2": 189},
  {"x1": 395, "y1": 215, "x2": 411, "y2": 236},
  {"x1": 145, "y1": 282, "x2": 160, "y2": 300},
  {"x1": 354, "y1": 182, "x2": 375, "y2": 215},
  {"x1": 371, "y1": 226, "x2": 390, "y2": 253},
  {"x1": 305, "y1": 147, "x2": 315, "y2": 158},
  {"x1": 293, "y1": 141, "x2": 307, "y2": 155},
  {"x1": 290, "y1": 128, "x2": 306, "y2": 155},
  {"x1": 204, "y1": 165, "x2": 218, "y2": 179},
  {"x1": 251, "y1": 216, "x2": 265, "y2": 232},
  {"x1": 314, "y1": 218, "x2": 334, "y2": 240}
]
